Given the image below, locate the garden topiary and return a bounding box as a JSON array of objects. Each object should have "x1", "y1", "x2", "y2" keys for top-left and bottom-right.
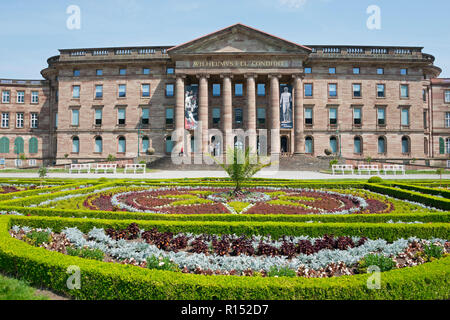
[{"x1": 368, "y1": 176, "x2": 383, "y2": 184}]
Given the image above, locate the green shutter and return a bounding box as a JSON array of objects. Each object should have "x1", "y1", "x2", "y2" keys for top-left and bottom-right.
[
  {"x1": 14, "y1": 137, "x2": 24, "y2": 154},
  {"x1": 0, "y1": 137, "x2": 9, "y2": 154},
  {"x1": 439, "y1": 138, "x2": 445, "y2": 155},
  {"x1": 29, "y1": 137, "x2": 38, "y2": 154}
]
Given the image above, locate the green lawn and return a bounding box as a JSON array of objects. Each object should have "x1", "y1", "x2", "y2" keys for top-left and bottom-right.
[{"x1": 0, "y1": 274, "x2": 48, "y2": 300}]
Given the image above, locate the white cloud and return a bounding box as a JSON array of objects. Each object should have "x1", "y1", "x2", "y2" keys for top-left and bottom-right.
[{"x1": 278, "y1": 0, "x2": 307, "y2": 9}]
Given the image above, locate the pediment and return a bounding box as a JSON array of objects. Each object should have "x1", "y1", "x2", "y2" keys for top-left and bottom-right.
[{"x1": 169, "y1": 24, "x2": 311, "y2": 55}]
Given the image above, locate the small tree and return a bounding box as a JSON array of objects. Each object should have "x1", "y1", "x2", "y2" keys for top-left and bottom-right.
[
  {"x1": 329, "y1": 159, "x2": 339, "y2": 168},
  {"x1": 38, "y1": 166, "x2": 48, "y2": 186},
  {"x1": 211, "y1": 147, "x2": 271, "y2": 194},
  {"x1": 365, "y1": 156, "x2": 372, "y2": 164},
  {"x1": 436, "y1": 168, "x2": 444, "y2": 188},
  {"x1": 107, "y1": 154, "x2": 116, "y2": 162}
]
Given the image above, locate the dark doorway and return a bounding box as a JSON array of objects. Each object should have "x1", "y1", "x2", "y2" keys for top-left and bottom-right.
[{"x1": 281, "y1": 136, "x2": 289, "y2": 153}]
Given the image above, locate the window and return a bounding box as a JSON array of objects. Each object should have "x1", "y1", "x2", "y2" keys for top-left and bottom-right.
[
  {"x1": 1, "y1": 113, "x2": 9, "y2": 128},
  {"x1": 14, "y1": 137, "x2": 24, "y2": 155},
  {"x1": 96, "y1": 69, "x2": 103, "y2": 76},
  {"x1": 165, "y1": 108, "x2": 174, "y2": 127},
  {"x1": 305, "y1": 137, "x2": 313, "y2": 154},
  {"x1": 142, "y1": 108, "x2": 149, "y2": 125},
  {"x1": 14, "y1": 159, "x2": 22, "y2": 167},
  {"x1": 118, "y1": 137, "x2": 126, "y2": 153},
  {"x1": 304, "y1": 83, "x2": 313, "y2": 97},
  {"x1": 95, "y1": 85, "x2": 103, "y2": 98},
  {"x1": 445, "y1": 112, "x2": 450, "y2": 128},
  {"x1": 257, "y1": 108, "x2": 266, "y2": 126},
  {"x1": 95, "y1": 109, "x2": 102, "y2": 126},
  {"x1": 423, "y1": 111, "x2": 428, "y2": 129},
  {"x1": 17, "y1": 91, "x2": 25, "y2": 103},
  {"x1": 71, "y1": 109, "x2": 79, "y2": 126},
  {"x1": 31, "y1": 91, "x2": 39, "y2": 104},
  {"x1": 378, "y1": 137, "x2": 386, "y2": 154},
  {"x1": 212, "y1": 108, "x2": 221, "y2": 125},
  {"x1": 0, "y1": 137, "x2": 9, "y2": 153},
  {"x1": 305, "y1": 108, "x2": 313, "y2": 125},
  {"x1": 166, "y1": 68, "x2": 174, "y2": 75},
  {"x1": 400, "y1": 85, "x2": 409, "y2": 98},
  {"x1": 377, "y1": 107, "x2": 386, "y2": 126},
  {"x1": 72, "y1": 85, "x2": 80, "y2": 99},
  {"x1": 377, "y1": 68, "x2": 384, "y2": 75},
  {"x1": 29, "y1": 137, "x2": 38, "y2": 154},
  {"x1": 142, "y1": 136, "x2": 149, "y2": 153},
  {"x1": 118, "y1": 84, "x2": 126, "y2": 98},
  {"x1": 353, "y1": 67, "x2": 360, "y2": 74},
  {"x1": 55, "y1": 90, "x2": 58, "y2": 103},
  {"x1": 73, "y1": 69, "x2": 80, "y2": 77},
  {"x1": 377, "y1": 84, "x2": 385, "y2": 98},
  {"x1": 401, "y1": 136, "x2": 410, "y2": 154},
  {"x1": 401, "y1": 108, "x2": 410, "y2": 126},
  {"x1": 165, "y1": 136, "x2": 173, "y2": 153},
  {"x1": 165, "y1": 84, "x2": 174, "y2": 97},
  {"x1": 445, "y1": 90, "x2": 450, "y2": 103},
  {"x1": 352, "y1": 84, "x2": 362, "y2": 98},
  {"x1": 400, "y1": 68, "x2": 408, "y2": 75},
  {"x1": 72, "y1": 137, "x2": 80, "y2": 153},
  {"x1": 16, "y1": 113, "x2": 24, "y2": 128},
  {"x1": 235, "y1": 84, "x2": 243, "y2": 97},
  {"x1": 257, "y1": 84, "x2": 266, "y2": 96},
  {"x1": 353, "y1": 107, "x2": 362, "y2": 126},
  {"x1": 446, "y1": 138, "x2": 450, "y2": 154},
  {"x1": 142, "y1": 68, "x2": 150, "y2": 75},
  {"x1": 329, "y1": 67, "x2": 336, "y2": 74},
  {"x1": 330, "y1": 137, "x2": 338, "y2": 154},
  {"x1": 141, "y1": 84, "x2": 150, "y2": 98},
  {"x1": 329, "y1": 108, "x2": 337, "y2": 125},
  {"x1": 119, "y1": 68, "x2": 127, "y2": 76},
  {"x1": 354, "y1": 136, "x2": 362, "y2": 154},
  {"x1": 304, "y1": 67, "x2": 312, "y2": 74},
  {"x1": 328, "y1": 84, "x2": 337, "y2": 97},
  {"x1": 95, "y1": 137, "x2": 103, "y2": 153},
  {"x1": 54, "y1": 112, "x2": 58, "y2": 129},
  {"x1": 423, "y1": 89, "x2": 427, "y2": 102},
  {"x1": 213, "y1": 84, "x2": 221, "y2": 97},
  {"x1": 2, "y1": 91, "x2": 10, "y2": 103},
  {"x1": 118, "y1": 108, "x2": 126, "y2": 125},
  {"x1": 235, "y1": 108, "x2": 243, "y2": 124}
]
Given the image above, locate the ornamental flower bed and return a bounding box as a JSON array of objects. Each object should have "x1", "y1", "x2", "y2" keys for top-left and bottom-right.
[{"x1": 10, "y1": 223, "x2": 449, "y2": 278}]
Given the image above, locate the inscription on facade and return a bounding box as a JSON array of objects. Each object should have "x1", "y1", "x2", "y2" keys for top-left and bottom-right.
[{"x1": 191, "y1": 60, "x2": 291, "y2": 68}]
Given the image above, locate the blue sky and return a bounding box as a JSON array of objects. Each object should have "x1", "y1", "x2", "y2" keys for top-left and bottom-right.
[{"x1": 0, "y1": 0, "x2": 449, "y2": 79}]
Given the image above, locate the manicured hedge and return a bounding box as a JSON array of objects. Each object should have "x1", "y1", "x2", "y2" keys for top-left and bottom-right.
[
  {"x1": 1, "y1": 205, "x2": 449, "y2": 224},
  {"x1": 387, "y1": 183, "x2": 450, "y2": 199},
  {"x1": 364, "y1": 183, "x2": 450, "y2": 211},
  {"x1": 0, "y1": 216, "x2": 448, "y2": 300}
]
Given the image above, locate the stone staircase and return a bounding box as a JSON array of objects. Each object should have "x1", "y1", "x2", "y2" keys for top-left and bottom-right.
[{"x1": 147, "y1": 154, "x2": 336, "y2": 171}]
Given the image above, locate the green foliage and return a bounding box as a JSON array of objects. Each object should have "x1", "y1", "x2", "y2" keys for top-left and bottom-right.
[
  {"x1": 212, "y1": 147, "x2": 272, "y2": 192},
  {"x1": 267, "y1": 266, "x2": 296, "y2": 277},
  {"x1": 67, "y1": 247, "x2": 104, "y2": 261},
  {"x1": 26, "y1": 230, "x2": 51, "y2": 246},
  {"x1": 227, "y1": 201, "x2": 250, "y2": 213},
  {"x1": 146, "y1": 255, "x2": 179, "y2": 272},
  {"x1": 329, "y1": 159, "x2": 339, "y2": 168},
  {"x1": 170, "y1": 198, "x2": 213, "y2": 206},
  {"x1": 358, "y1": 254, "x2": 396, "y2": 273},
  {"x1": 38, "y1": 167, "x2": 48, "y2": 179},
  {"x1": 423, "y1": 243, "x2": 444, "y2": 260},
  {"x1": 368, "y1": 177, "x2": 383, "y2": 183},
  {"x1": 106, "y1": 154, "x2": 116, "y2": 162},
  {"x1": 0, "y1": 274, "x2": 48, "y2": 300}
]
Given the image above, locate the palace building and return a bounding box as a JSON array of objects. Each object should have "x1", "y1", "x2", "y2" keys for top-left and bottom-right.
[{"x1": 0, "y1": 23, "x2": 449, "y2": 168}]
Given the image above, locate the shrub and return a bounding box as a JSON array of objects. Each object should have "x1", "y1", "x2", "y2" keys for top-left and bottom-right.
[
  {"x1": 267, "y1": 266, "x2": 296, "y2": 278},
  {"x1": 67, "y1": 247, "x2": 104, "y2": 261},
  {"x1": 146, "y1": 255, "x2": 179, "y2": 272},
  {"x1": 26, "y1": 230, "x2": 51, "y2": 246},
  {"x1": 368, "y1": 177, "x2": 383, "y2": 184},
  {"x1": 329, "y1": 159, "x2": 339, "y2": 168},
  {"x1": 358, "y1": 254, "x2": 396, "y2": 273},
  {"x1": 423, "y1": 243, "x2": 444, "y2": 261}
]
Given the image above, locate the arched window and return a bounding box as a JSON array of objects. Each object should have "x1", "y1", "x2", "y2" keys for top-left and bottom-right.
[
  {"x1": 29, "y1": 137, "x2": 38, "y2": 154},
  {"x1": 118, "y1": 136, "x2": 126, "y2": 153},
  {"x1": 330, "y1": 136, "x2": 338, "y2": 154},
  {"x1": 354, "y1": 136, "x2": 362, "y2": 154},
  {"x1": 14, "y1": 137, "x2": 24, "y2": 154},
  {"x1": 95, "y1": 136, "x2": 103, "y2": 153},
  {"x1": 305, "y1": 136, "x2": 313, "y2": 154},
  {"x1": 0, "y1": 137, "x2": 9, "y2": 154},
  {"x1": 378, "y1": 136, "x2": 386, "y2": 154},
  {"x1": 165, "y1": 136, "x2": 173, "y2": 153},
  {"x1": 72, "y1": 136, "x2": 80, "y2": 153},
  {"x1": 142, "y1": 136, "x2": 149, "y2": 153},
  {"x1": 401, "y1": 136, "x2": 410, "y2": 154}
]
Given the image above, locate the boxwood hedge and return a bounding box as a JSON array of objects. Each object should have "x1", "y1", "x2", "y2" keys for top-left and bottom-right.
[{"x1": 0, "y1": 215, "x2": 448, "y2": 300}]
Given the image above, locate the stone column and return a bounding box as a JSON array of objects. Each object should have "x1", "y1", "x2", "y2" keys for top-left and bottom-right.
[
  {"x1": 222, "y1": 74, "x2": 233, "y2": 153},
  {"x1": 293, "y1": 75, "x2": 303, "y2": 154},
  {"x1": 246, "y1": 74, "x2": 257, "y2": 153},
  {"x1": 198, "y1": 75, "x2": 209, "y2": 154},
  {"x1": 175, "y1": 76, "x2": 185, "y2": 153},
  {"x1": 270, "y1": 75, "x2": 280, "y2": 155}
]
